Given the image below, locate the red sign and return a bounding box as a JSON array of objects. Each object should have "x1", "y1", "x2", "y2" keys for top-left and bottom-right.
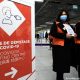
[
  {"x1": 0, "y1": 0, "x2": 3, "y2": 2},
  {"x1": 0, "y1": 1, "x2": 32, "y2": 80}
]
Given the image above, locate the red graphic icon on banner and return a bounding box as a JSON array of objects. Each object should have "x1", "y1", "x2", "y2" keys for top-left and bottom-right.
[{"x1": 0, "y1": 1, "x2": 32, "y2": 80}]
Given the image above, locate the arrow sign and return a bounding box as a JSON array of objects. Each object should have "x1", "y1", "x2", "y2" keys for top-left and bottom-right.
[{"x1": 5, "y1": 67, "x2": 18, "y2": 78}]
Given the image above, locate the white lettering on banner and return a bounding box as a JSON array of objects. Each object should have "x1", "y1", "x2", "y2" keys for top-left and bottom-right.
[
  {"x1": 11, "y1": 40, "x2": 30, "y2": 45},
  {"x1": 0, "y1": 50, "x2": 26, "y2": 65},
  {"x1": 0, "y1": 40, "x2": 30, "y2": 50},
  {"x1": 0, "y1": 45, "x2": 19, "y2": 49}
]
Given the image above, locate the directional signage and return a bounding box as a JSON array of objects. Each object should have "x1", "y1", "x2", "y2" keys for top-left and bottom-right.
[
  {"x1": 5, "y1": 67, "x2": 18, "y2": 78},
  {"x1": 0, "y1": 0, "x2": 43, "y2": 80}
]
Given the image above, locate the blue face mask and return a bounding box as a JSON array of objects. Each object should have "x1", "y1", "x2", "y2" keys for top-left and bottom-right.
[{"x1": 60, "y1": 15, "x2": 67, "y2": 21}]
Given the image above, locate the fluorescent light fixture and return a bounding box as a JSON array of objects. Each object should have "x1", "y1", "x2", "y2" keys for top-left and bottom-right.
[
  {"x1": 45, "y1": 22, "x2": 53, "y2": 25},
  {"x1": 40, "y1": 25, "x2": 47, "y2": 27},
  {"x1": 73, "y1": 5, "x2": 78, "y2": 9},
  {"x1": 36, "y1": 27, "x2": 42, "y2": 28}
]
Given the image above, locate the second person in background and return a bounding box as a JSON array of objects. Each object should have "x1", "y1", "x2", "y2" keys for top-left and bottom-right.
[
  {"x1": 49, "y1": 9, "x2": 76, "y2": 80},
  {"x1": 75, "y1": 21, "x2": 80, "y2": 79}
]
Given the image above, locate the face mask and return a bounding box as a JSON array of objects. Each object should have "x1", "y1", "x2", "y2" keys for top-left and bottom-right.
[{"x1": 60, "y1": 15, "x2": 67, "y2": 21}]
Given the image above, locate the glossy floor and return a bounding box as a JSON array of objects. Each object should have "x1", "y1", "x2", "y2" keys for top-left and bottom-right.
[{"x1": 35, "y1": 46, "x2": 79, "y2": 80}]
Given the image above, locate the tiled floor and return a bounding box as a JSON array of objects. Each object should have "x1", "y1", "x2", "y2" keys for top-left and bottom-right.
[{"x1": 35, "y1": 46, "x2": 79, "y2": 80}]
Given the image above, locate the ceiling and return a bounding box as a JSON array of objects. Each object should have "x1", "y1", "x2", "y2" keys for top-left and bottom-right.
[{"x1": 35, "y1": 0, "x2": 80, "y2": 28}]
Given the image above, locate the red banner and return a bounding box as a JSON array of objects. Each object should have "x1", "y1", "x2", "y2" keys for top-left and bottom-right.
[{"x1": 0, "y1": 1, "x2": 32, "y2": 80}]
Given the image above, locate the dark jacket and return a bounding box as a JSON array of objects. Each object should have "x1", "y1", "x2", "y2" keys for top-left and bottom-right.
[
  {"x1": 50, "y1": 21, "x2": 75, "y2": 73},
  {"x1": 75, "y1": 22, "x2": 80, "y2": 65},
  {"x1": 50, "y1": 21, "x2": 75, "y2": 46},
  {"x1": 75, "y1": 22, "x2": 80, "y2": 39}
]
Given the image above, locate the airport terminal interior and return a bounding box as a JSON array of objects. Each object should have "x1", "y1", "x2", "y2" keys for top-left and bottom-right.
[{"x1": 35, "y1": 0, "x2": 80, "y2": 80}]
